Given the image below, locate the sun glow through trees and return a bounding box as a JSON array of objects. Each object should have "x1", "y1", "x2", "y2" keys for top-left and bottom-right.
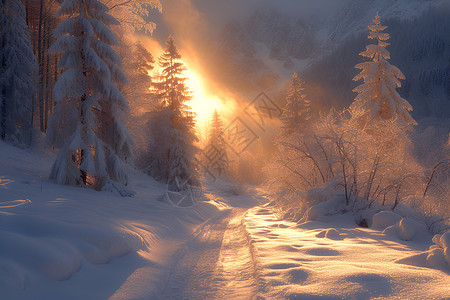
[{"x1": 185, "y1": 69, "x2": 225, "y2": 125}]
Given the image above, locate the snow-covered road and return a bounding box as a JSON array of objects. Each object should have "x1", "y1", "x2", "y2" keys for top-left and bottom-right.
[{"x1": 160, "y1": 207, "x2": 257, "y2": 299}]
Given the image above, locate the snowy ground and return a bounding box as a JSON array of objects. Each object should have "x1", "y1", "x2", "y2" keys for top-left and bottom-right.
[
  {"x1": 246, "y1": 207, "x2": 449, "y2": 299},
  {"x1": 1, "y1": 141, "x2": 449, "y2": 299},
  {"x1": 0, "y1": 141, "x2": 222, "y2": 299}
]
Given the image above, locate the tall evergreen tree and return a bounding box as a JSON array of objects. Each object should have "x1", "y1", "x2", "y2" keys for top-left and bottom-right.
[
  {"x1": 0, "y1": 0, "x2": 36, "y2": 146},
  {"x1": 123, "y1": 41, "x2": 154, "y2": 114},
  {"x1": 205, "y1": 110, "x2": 228, "y2": 176},
  {"x1": 123, "y1": 41, "x2": 155, "y2": 151},
  {"x1": 47, "y1": 0, "x2": 131, "y2": 189},
  {"x1": 351, "y1": 12, "x2": 417, "y2": 126},
  {"x1": 147, "y1": 36, "x2": 199, "y2": 188},
  {"x1": 155, "y1": 35, "x2": 191, "y2": 111},
  {"x1": 280, "y1": 72, "x2": 312, "y2": 135}
]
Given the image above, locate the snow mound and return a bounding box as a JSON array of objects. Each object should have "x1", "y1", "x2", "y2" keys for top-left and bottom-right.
[
  {"x1": 426, "y1": 248, "x2": 447, "y2": 269},
  {"x1": 305, "y1": 197, "x2": 345, "y2": 222},
  {"x1": 396, "y1": 218, "x2": 427, "y2": 241},
  {"x1": 382, "y1": 217, "x2": 428, "y2": 241},
  {"x1": 428, "y1": 232, "x2": 450, "y2": 267},
  {"x1": 441, "y1": 232, "x2": 450, "y2": 265},
  {"x1": 0, "y1": 211, "x2": 133, "y2": 286},
  {"x1": 397, "y1": 232, "x2": 450, "y2": 271},
  {"x1": 372, "y1": 211, "x2": 402, "y2": 229}
]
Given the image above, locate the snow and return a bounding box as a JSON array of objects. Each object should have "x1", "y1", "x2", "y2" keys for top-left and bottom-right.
[
  {"x1": 1, "y1": 140, "x2": 448, "y2": 299},
  {"x1": 372, "y1": 211, "x2": 403, "y2": 228},
  {"x1": 245, "y1": 206, "x2": 450, "y2": 299},
  {"x1": 304, "y1": 196, "x2": 345, "y2": 222},
  {"x1": 0, "y1": 141, "x2": 219, "y2": 299},
  {"x1": 395, "y1": 217, "x2": 428, "y2": 241},
  {"x1": 427, "y1": 232, "x2": 450, "y2": 268},
  {"x1": 379, "y1": 216, "x2": 430, "y2": 242}
]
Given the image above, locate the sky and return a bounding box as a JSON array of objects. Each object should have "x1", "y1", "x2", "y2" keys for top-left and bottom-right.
[{"x1": 137, "y1": 0, "x2": 449, "y2": 145}]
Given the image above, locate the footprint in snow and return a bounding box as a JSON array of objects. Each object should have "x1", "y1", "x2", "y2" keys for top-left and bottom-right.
[
  {"x1": 316, "y1": 228, "x2": 341, "y2": 240},
  {"x1": 269, "y1": 224, "x2": 290, "y2": 228},
  {"x1": 254, "y1": 209, "x2": 271, "y2": 215},
  {"x1": 273, "y1": 245, "x2": 300, "y2": 252},
  {"x1": 345, "y1": 273, "x2": 392, "y2": 298},
  {"x1": 267, "y1": 262, "x2": 300, "y2": 269},
  {"x1": 285, "y1": 268, "x2": 309, "y2": 284},
  {"x1": 253, "y1": 230, "x2": 271, "y2": 237},
  {"x1": 305, "y1": 248, "x2": 341, "y2": 256}
]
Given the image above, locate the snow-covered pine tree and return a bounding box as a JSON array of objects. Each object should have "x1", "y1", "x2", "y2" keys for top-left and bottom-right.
[
  {"x1": 47, "y1": 0, "x2": 131, "y2": 189},
  {"x1": 205, "y1": 110, "x2": 228, "y2": 176},
  {"x1": 147, "y1": 36, "x2": 199, "y2": 188},
  {"x1": 123, "y1": 41, "x2": 155, "y2": 153},
  {"x1": 154, "y1": 35, "x2": 190, "y2": 111},
  {"x1": 351, "y1": 12, "x2": 417, "y2": 126},
  {"x1": 280, "y1": 72, "x2": 312, "y2": 135},
  {"x1": 127, "y1": 41, "x2": 154, "y2": 102},
  {"x1": 124, "y1": 41, "x2": 154, "y2": 117},
  {"x1": 0, "y1": 0, "x2": 36, "y2": 146}
]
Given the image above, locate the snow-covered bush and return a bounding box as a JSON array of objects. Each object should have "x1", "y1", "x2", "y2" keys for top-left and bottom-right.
[{"x1": 267, "y1": 108, "x2": 423, "y2": 222}]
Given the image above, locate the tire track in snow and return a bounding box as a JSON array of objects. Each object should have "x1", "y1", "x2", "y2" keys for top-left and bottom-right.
[{"x1": 159, "y1": 208, "x2": 258, "y2": 299}]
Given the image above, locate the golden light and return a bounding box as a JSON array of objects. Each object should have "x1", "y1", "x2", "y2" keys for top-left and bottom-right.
[
  {"x1": 142, "y1": 37, "x2": 235, "y2": 139},
  {"x1": 185, "y1": 69, "x2": 225, "y2": 125}
]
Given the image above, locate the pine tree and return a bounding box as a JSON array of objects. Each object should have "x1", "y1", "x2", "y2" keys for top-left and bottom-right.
[
  {"x1": 280, "y1": 73, "x2": 312, "y2": 136},
  {"x1": 205, "y1": 110, "x2": 228, "y2": 176},
  {"x1": 130, "y1": 42, "x2": 154, "y2": 94},
  {"x1": 154, "y1": 35, "x2": 190, "y2": 110},
  {"x1": 123, "y1": 41, "x2": 155, "y2": 152},
  {"x1": 351, "y1": 12, "x2": 417, "y2": 126},
  {"x1": 147, "y1": 36, "x2": 199, "y2": 188},
  {"x1": 0, "y1": 0, "x2": 37, "y2": 146},
  {"x1": 47, "y1": 0, "x2": 131, "y2": 189},
  {"x1": 124, "y1": 41, "x2": 155, "y2": 115}
]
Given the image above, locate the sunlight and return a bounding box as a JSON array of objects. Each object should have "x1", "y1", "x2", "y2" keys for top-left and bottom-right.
[{"x1": 185, "y1": 69, "x2": 225, "y2": 125}]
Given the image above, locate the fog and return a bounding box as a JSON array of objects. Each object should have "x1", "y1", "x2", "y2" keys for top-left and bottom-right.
[{"x1": 135, "y1": 0, "x2": 449, "y2": 165}]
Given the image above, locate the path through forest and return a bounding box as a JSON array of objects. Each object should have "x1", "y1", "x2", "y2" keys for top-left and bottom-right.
[{"x1": 159, "y1": 206, "x2": 258, "y2": 299}]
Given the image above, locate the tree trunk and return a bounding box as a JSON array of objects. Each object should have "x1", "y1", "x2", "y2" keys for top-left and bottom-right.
[
  {"x1": 1, "y1": 10, "x2": 6, "y2": 141},
  {"x1": 37, "y1": 0, "x2": 44, "y2": 132},
  {"x1": 44, "y1": 17, "x2": 50, "y2": 130}
]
